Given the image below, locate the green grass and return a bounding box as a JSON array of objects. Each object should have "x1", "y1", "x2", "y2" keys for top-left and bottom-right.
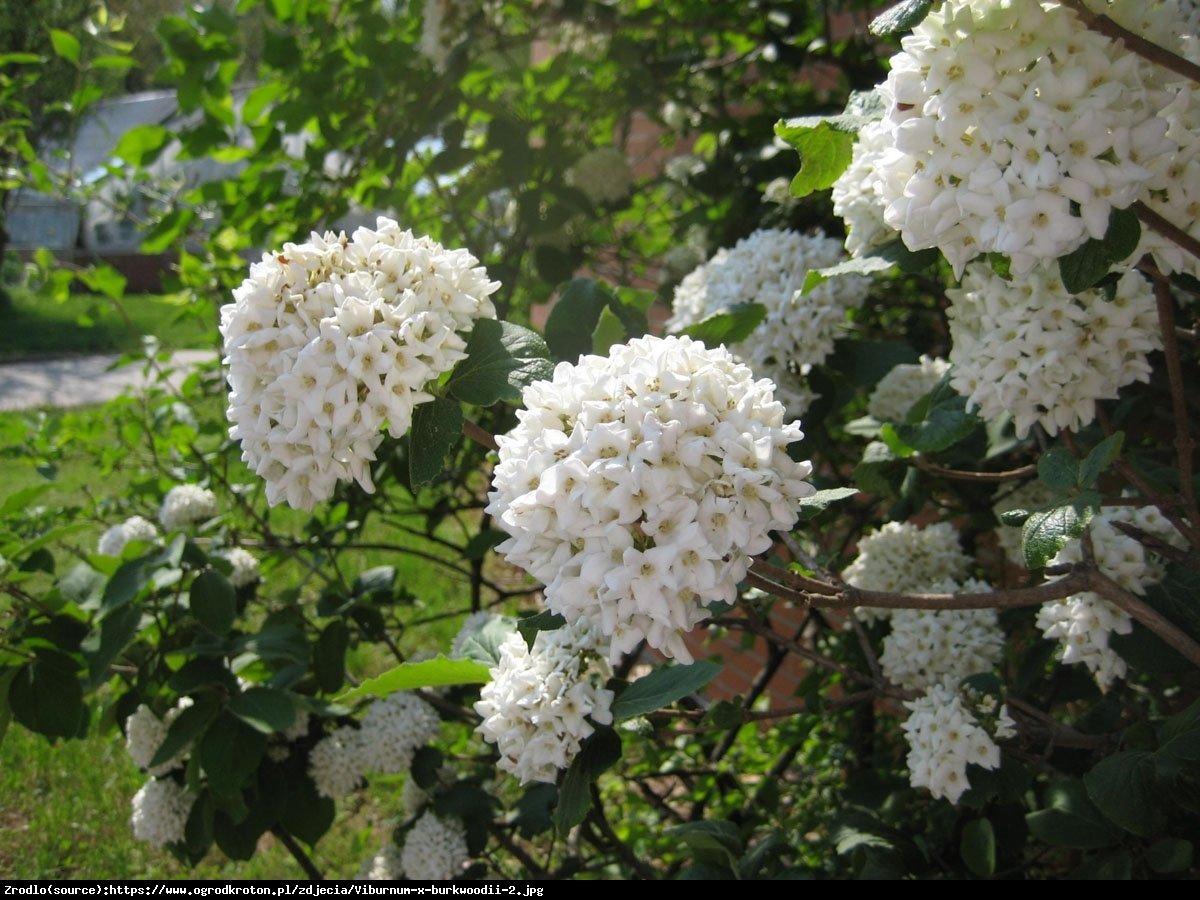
[{"x1": 0, "y1": 285, "x2": 217, "y2": 361}]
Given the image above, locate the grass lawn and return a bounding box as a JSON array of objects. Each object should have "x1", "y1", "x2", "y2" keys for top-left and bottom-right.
[{"x1": 0, "y1": 285, "x2": 217, "y2": 361}]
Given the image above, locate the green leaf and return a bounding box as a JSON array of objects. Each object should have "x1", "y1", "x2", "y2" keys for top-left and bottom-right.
[
  {"x1": 199, "y1": 712, "x2": 267, "y2": 797},
  {"x1": 455, "y1": 616, "x2": 517, "y2": 668},
  {"x1": 409, "y1": 397, "x2": 462, "y2": 487},
  {"x1": 8, "y1": 660, "x2": 84, "y2": 738},
  {"x1": 591, "y1": 306, "x2": 627, "y2": 355},
  {"x1": 961, "y1": 819, "x2": 995, "y2": 877},
  {"x1": 554, "y1": 726, "x2": 621, "y2": 835},
  {"x1": 335, "y1": 655, "x2": 490, "y2": 704},
  {"x1": 411, "y1": 746, "x2": 444, "y2": 789},
  {"x1": 352, "y1": 565, "x2": 396, "y2": 602},
  {"x1": 1084, "y1": 751, "x2": 1164, "y2": 837},
  {"x1": 445, "y1": 320, "x2": 553, "y2": 407},
  {"x1": 774, "y1": 119, "x2": 855, "y2": 199},
  {"x1": 282, "y1": 773, "x2": 335, "y2": 845},
  {"x1": 667, "y1": 820, "x2": 744, "y2": 869},
  {"x1": 678, "y1": 303, "x2": 766, "y2": 346},
  {"x1": 1067, "y1": 850, "x2": 1132, "y2": 880},
  {"x1": 140, "y1": 209, "x2": 196, "y2": 253},
  {"x1": 1105, "y1": 207, "x2": 1141, "y2": 265},
  {"x1": 1022, "y1": 496, "x2": 1096, "y2": 569},
  {"x1": 111, "y1": 124, "x2": 173, "y2": 167},
  {"x1": 611, "y1": 660, "x2": 720, "y2": 721},
  {"x1": 190, "y1": 570, "x2": 236, "y2": 635},
  {"x1": 1038, "y1": 447, "x2": 1079, "y2": 492},
  {"x1": 544, "y1": 279, "x2": 615, "y2": 363},
  {"x1": 796, "y1": 487, "x2": 859, "y2": 520},
  {"x1": 1145, "y1": 838, "x2": 1193, "y2": 874},
  {"x1": 229, "y1": 687, "x2": 295, "y2": 735},
  {"x1": 893, "y1": 379, "x2": 979, "y2": 453},
  {"x1": 101, "y1": 558, "x2": 151, "y2": 611},
  {"x1": 148, "y1": 700, "x2": 218, "y2": 769},
  {"x1": 1078, "y1": 433, "x2": 1124, "y2": 489},
  {"x1": 48, "y1": 29, "x2": 81, "y2": 64},
  {"x1": 801, "y1": 239, "x2": 937, "y2": 293},
  {"x1": 84, "y1": 603, "x2": 142, "y2": 687},
  {"x1": 999, "y1": 509, "x2": 1030, "y2": 527},
  {"x1": 1058, "y1": 207, "x2": 1142, "y2": 294},
  {"x1": 516, "y1": 610, "x2": 567, "y2": 648},
  {"x1": 870, "y1": 0, "x2": 934, "y2": 34},
  {"x1": 314, "y1": 621, "x2": 350, "y2": 694},
  {"x1": 515, "y1": 783, "x2": 557, "y2": 838},
  {"x1": 76, "y1": 264, "x2": 126, "y2": 301},
  {"x1": 1, "y1": 484, "x2": 51, "y2": 516},
  {"x1": 0, "y1": 52, "x2": 44, "y2": 66}
]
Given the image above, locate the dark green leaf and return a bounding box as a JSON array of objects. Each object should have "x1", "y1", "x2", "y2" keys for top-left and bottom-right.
[
  {"x1": 9, "y1": 660, "x2": 84, "y2": 738},
  {"x1": 1084, "y1": 751, "x2": 1164, "y2": 837},
  {"x1": 1038, "y1": 447, "x2": 1079, "y2": 492},
  {"x1": 611, "y1": 660, "x2": 720, "y2": 721},
  {"x1": 229, "y1": 687, "x2": 295, "y2": 735},
  {"x1": 1105, "y1": 207, "x2": 1141, "y2": 265},
  {"x1": 544, "y1": 279, "x2": 614, "y2": 363},
  {"x1": 801, "y1": 239, "x2": 937, "y2": 293},
  {"x1": 1022, "y1": 497, "x2": 1095, "y2": 569},
  {"x1": 336, "y1": 656, "x2": 490, "y2": 704},
  {"x1": 1025, "y1": 809, "x2": 1121, "y2": 850},
  {"x1": 199, "y1": 712, "x2": 267, "y2": 797},
  {"x1": 445, "y1": 320, "x2": 553, "y2": 407},
  {"x1": 282, "y1": 774, "x2": 335, "y2": 845},
  {"x1": 411, "y1": 746, "x2": 444, "y2": 789},
  {"x1": 148, "y1": 700, "x2": 218, "y2": 770},
  {"x1": 1145, "y1": 838, "x2": 1193, "y2": 874},
  {"x1": 515, "y1": 783, "x2": 557, "y2": 838},
  {"x1": 667, "y1": 819, "x2": 744, "y2": 867},
  {"x1": 84, "y1": 603, "x2": 142, "y2": 687},
  {"x1": 409, "y1": 397, "x2": 462, "y2": 487},
  {"x1": 1067, "y1": 850, "x2": 1132, "y2": 880},
  {"x1": 678, "y1": 303, "x2": 766, "y2": 346},
  {"x1": 960, "y1": 819, "x2": 995, "y2": 877},
  {"x1": 1078, "y1": 433, "x2": 1124, "y2": 489},
  {"x1": 190, "y1": 570, "x2": 236, "y2": 635},
  {"x1": 516, "y1": 610, "x2": 567, "y2": 648},
  {"x1": 870, "y1": 0, "x2": 934, "y2": 34},
  {"x1": 797, "y1": 487, "x2": 859, "y2": 521},
  {"x1": 554, "y1": 726, "x2": 621, "y2": 834},
  {"x1": 314, "y1": 621, "x2": 349, "y2": 694},
  {"x1": 828, "y1": 340, "x2": 919, "y2": 388},
  {"x1": 168, "y1": 660, "x2": 237, "y2": 694},
  {"x1": 999, "y1": 509, "x2": 1030, "y2": 527},
  {"x1": 893, "y1": 379, "x2": 979, "y2": 453},
  {"x1": 1059, "y1": 240, "x2": 1113, "y2": 295},
  {"x1": 101, "y1": 558, "x2": 151, "y2": 611}
]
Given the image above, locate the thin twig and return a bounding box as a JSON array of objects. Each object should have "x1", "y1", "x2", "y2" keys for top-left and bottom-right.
[
  {"x1": 911, "y1": 457, "x2": 1037, "y2": 483},
  {"x1": 1060, "y1": 0, "x2": 1200, "y2": 84},
  {"x1": 1134, "y1": 202, "x2": 1200, "y2": 263},
  {"x1": 272, "y1": 826, "x2": 323, "y2": 881},
  {"x1": 463, "y1": 418, "x2": 500, "y2": 452},
  {"x1": 1089, "y1": 569, "x2": 1200, "y2": 668}
]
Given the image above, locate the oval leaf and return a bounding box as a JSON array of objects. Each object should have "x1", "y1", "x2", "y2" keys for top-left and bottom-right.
[{"x1": 612, "y1": 660, "x2": 720, "y2": 721}]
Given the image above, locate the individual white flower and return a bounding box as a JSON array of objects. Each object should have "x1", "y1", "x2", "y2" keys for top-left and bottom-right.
[
  {"x1": 213, "y1": 546, "x2": 260, "y2": 588},
  {"x1": 475, "y1": 620, "x2": 614, "y2": 784},
  {"x1": 221, "y1": 217, "x2": 499, "y2": 510},
  {"x1": 880, "y1": 578, "x2": 1004, "y2": 692},
  {"x1": 860, "y1": 0, "x2": 1182, "y2": 277},
  {"x1": 356, "y1": 844, "x2": 405, "y2": 880},
  {"x1": 400, "y1": 812, "x2": 469, "y2": 881},
  {"x1": 158, "y1": 485, "x2": 218, "y2": 531},
  {"x1": 947, "y1": 263, "x2": 1160, "y2": 438},
  {"x1": 666, "y1": 229, "x2": 870, "y2": 418},
  {"x1": 125, "y1": 701, "x2": 193, "y2": 776},
  {"x1": 130, "y1": 777, "x2": 195, "y2": 847},
  {"x1": 487, "y1": 334, "x2": 816, "y2": 663},
  {"x1": 1038, "y1": 505, "x2": 1185, "y2": 689},
  {"x1": 867, "y1": 356, "x2": 950, "y2": 423},
  {"x1": 97, "y1": 515, "x2": 159, "y2": 557},
  {"x1": 901, "y1": 677, "x2": 1015, "y2": 804},
  {"x1": 565, "y1": 147, "x2": 634, "y2": 205},
  {"x1": 991, "y1": 480, "x2": 1060, "y2": 566}
]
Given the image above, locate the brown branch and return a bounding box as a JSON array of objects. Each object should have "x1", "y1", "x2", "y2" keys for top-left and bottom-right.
[
  {"x1": 463, "y1": 418, "x2": 500, "y2": 452},
  {"x1": 911, "y1": 457, "x2": 1037, "y2": 483},
  {"x1": 1061, "y1": 0, "x2": 1200, "y2": 84},
  {"x1": 1109, "y1": 520, "x2": 1200, "y2": 575},
  {"x1": 1089, "y1": 570, "x2": 1200, "y2": 669},
  {"x1": 1134, "y1": 202, "x2": 1200, "y2": 264}
]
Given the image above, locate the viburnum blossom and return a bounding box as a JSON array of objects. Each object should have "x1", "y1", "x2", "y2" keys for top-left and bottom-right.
[
  {"x1": 901, "y1": 678, "x2": 1016, "y2": 804},
  {"x1": 475, "y1": 620, "x2": 614, "y2": 784},
  {"x1": 565, "y1": 147, "x2": 634, "y2": 205},
  {"x1": 947, "y1": 263, "x2": 1160, "y2": 438},
  {"x1": 308, "y1": 692, "x2": 441, "y2": 799},
  {"x1": 356, "y1": 845, "x2": 405, "y2": 881},
  {"x1": 130, "y1": 777, "x2": 195, "y2": 847},
  {"x1": 400, "y1": 811, "x2": 469, "y2": 880},
  {"x1": 158, "y1": 484, "x2": 218, "y2": 531},
  {"x1": 1038, "y1": 505, "x2": 1184, "y2": 690},
  {"x1": 867, "y1": 355, "x2": 950, "y2": 423},
  {"x1": 221, "y1": 217, "x2": 499, "y2": 510},
  {"x1": 879, "y1": 578, "x2": 1004, "y2": 692},
  {"x1": 487, "y1": 334, "x2": 815, "y2": 663},
  {"x1": 843, "y1": 521, "x2": 971, "y2": 596},
  {"x1": 831, "y1": 118, "x2": 895, "y2": 259},
  {"x1": 213, "y1": 546, "x2": 260, "y2": 588},
  {"x1": 666, "y1": 229, "x2": 870, "y2": 417},
  {"x1": 97, "y1": 515, "x2": 159, "y2": 557},
  {"x1": 125, "y1": 701, "x2": 192, "y2": 777},
  {"x1": 861, "y1": 0, "x2": 1184, "y2": 277}
]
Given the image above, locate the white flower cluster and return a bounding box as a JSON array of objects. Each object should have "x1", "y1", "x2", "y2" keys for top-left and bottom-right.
[
  {"x1": 831, "y1": 118, "x2": 895, "y2": 259},
  {"x1": 862, "y1": 0, "x2": 1180, "y2": 277},
  {"x1": 879, "y1": 579, "x2": 1005, "y2": 692},
  {"x1": 159, "y1": 485, "x2": 218, "y2": 531},
  {"x1": 565, "y1": 147, "x2": 634, "y2": 205},
  {"x1": 97, "y1": 515, "x2": 159, "y2": 557},
  {"x1": 666, "y1": 229, "x2": 870, "y2": 417},
  {"x1": 947, "y1": 263, "x2": 1160, "y2": 438},
  {"x1": 843, "y1": 521, "x2": 971, "y2": 596},
  {"x1": 221, "y1": 218, "x2": 499, "y2": 510},
  {"x1": 125, "y1": 702, "x2": 192, "y2": 777},
  {"x1": 991, "y1": 479, "x2": 1060, "y2": 566},
  {"x1": 214, "y1": 546, "x2": 260, "y2": 588},
  {"x1": 902, "y1": 678, "x2": 1016, "y2": 804},
  {"x1": 130, "y1": 777, "x2": 195, "y2": 847},
  {"x1": 867, "y1": 355, "x2": 950, "y2": 423},
  {"x1": 400, "y1": 811, "x2": 469, "y2": 881},
  {"x1": 487, "y1": 334, "x2": 815, "y2": 663},
  {"x1": 1038, "y1": 505, "x2": 1184, "y2": 689},
  {"x1": 308, "y1": 692, "x2": 441, "y2": 799},
  {"x1": 356, "y1": 844, "x2": 405, "y2": 881},
  {"x1": 474, "y1": 620, "x2": 614, "y2": 785}
]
